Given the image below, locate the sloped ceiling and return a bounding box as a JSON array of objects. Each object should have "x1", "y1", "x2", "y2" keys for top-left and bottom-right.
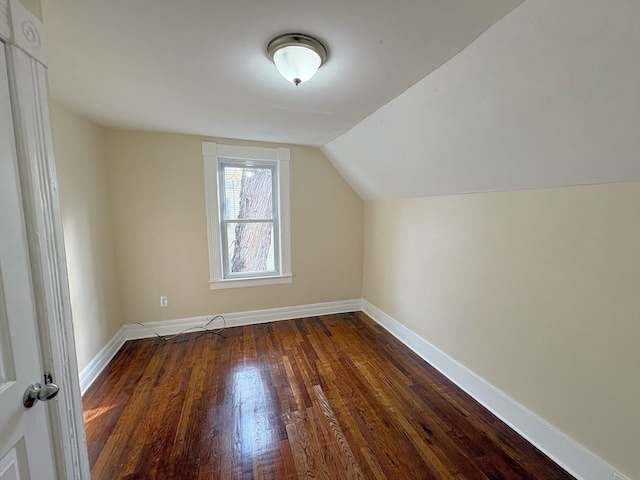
[
  {"x1": 323, "y1": 0, "x2": 640, "y2": 200},
  {"x1": 42, "y1": 0, "x2": 522, "y2": 147}
]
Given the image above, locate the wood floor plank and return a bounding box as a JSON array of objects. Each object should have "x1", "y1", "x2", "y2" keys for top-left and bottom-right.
[
  {"x1": 312, "y1": 384, "x2": 366, "y2": 480},
  {"x1": 83, "y1": 313, "x2": 574, "y2": 479}
]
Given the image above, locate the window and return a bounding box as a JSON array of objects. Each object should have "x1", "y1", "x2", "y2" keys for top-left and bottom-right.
[{"x1": 203, "y1": 142, "x2": 291, "y2": 289}]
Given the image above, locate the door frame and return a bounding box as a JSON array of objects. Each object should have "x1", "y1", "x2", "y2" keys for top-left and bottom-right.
[{"x1": 0, "y1": 1, "x2": 90, "y2": 478}]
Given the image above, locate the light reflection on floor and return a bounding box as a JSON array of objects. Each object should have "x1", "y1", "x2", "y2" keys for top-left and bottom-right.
[
  {"x1": 230, "y1": 363, "x2": 275, "y2": 462},
  {"x1": 83, "y1": 404, "x2": 115, "y2": 429}
]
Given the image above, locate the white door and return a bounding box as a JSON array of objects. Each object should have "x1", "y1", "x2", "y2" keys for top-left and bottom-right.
[{"x1": 0, "y1": 44, "x2": 58, "y2": 480}]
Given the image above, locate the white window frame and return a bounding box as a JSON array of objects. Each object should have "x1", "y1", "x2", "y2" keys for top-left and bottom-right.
[{"x1": 203, "y1": 142, "x2": 292, "y2": 289}]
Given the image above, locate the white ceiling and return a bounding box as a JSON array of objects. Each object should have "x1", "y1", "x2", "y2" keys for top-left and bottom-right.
[
  {"x1": 323, "y1": 0, "x2": 640, "y2": 199},
  {"x1": 42, "y1": 0, "x2": 523, "y2": 147}
]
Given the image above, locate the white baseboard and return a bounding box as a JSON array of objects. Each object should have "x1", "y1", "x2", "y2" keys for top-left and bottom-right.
[
  {"x1": 362, "y1": 300, "x2": 627, "y2": 480},
  {"x1": 123, "y1": 298, "x2": 363, "y2": 340},
  {"x1": 78, "y1": 327, "x2": 126, "y2": 395},
  {"x1": 79, "y1": 298, "x2": 363, "y2": 393},
  {"x1": 79, "y1": 297, "x2": 628, "y2": 480}
]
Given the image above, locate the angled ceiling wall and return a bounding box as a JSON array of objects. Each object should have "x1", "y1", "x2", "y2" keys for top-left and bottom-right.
[
  {"x1": 42, "y1": 0, "x2": 523, "y2": 147},
  {"x1": 323, "y1": 0, "x2": 640, "y2": 200}
]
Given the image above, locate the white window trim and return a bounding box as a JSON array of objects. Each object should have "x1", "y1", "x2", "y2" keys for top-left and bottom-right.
[{"x1": 203, "y1": 142, "x2": 292, "y2": 290}]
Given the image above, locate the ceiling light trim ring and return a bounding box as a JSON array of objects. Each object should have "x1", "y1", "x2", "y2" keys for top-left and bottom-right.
[{"x1": 267, "y1": 33, "x2": 328, "y2": 66}]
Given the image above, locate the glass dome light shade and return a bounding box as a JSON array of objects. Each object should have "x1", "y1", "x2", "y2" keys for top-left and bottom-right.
[
  {"x1": 273, "y1": 45, "x2": 321, "y2": 85},
  {"x1": 267, "y1": 34, "x2": 328, "y2": 86}
]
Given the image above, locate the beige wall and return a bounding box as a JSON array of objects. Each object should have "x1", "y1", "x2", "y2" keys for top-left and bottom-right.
[
  {"x1": 49, "y1": 98, "x2": 637, "y2": 476},
  {"x1": 105, "y1": 129, "x2": 363, "y2": 324},
  {"x1": 363, "y1": 182, "x2": 640, "y2": 479},
  {"x1": 49, "y1": 100, "x2": 123, "y2": 372}
]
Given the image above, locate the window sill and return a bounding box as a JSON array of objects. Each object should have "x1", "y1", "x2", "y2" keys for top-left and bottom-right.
[{"x1": 209, "y1": 274, "x2": 293, "y2": 290}]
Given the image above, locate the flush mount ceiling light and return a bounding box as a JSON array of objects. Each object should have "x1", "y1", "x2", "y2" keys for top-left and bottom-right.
[{"x1": 267, "y1": 33, "x2": 328, "y2": 86}]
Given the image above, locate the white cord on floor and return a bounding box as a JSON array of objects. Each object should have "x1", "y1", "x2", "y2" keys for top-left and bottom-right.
[{"x1": 133, "y1": 314, "x2": 226, "y2": 341}]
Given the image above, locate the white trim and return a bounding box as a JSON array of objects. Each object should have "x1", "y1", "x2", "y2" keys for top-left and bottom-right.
[
  {"x1": 278, "y1": 153, "x2": 291, "y2": 275},
  {"x1": 0, "y1": 0, "x2": 9, "y2": 42},
  {"x1": 76, "y1": 297, "x2": 631, "y2": 480},
  {"x1": 215, "y1": 143, "x2": 290, "y2": 162},
  {"x1": 125, "y1": 299, "x2": 362, "y2": 340},
  {"x1": 78, "y1": 328, "x2": 126, "y2": 396},
  {"x1": 80, "y1": 299, "x2": 362, "y2": 393},
  {"x1": 203, "y1": 141, "x2": 292, "y2": 289},
  {"x1": 203, "y1": 145, "x2": 221, "y2": 283},
  {"x1": 201, "y1": 141, "x2": 216, "y2": 156},
  {"x1": 362, "y1": 300, "x2": 628, "y2": 480},
  {"x1": 4, "y1": 19, "x2": 90, "y2": 480},
  {"x1": 6, "y1": 0, "x2": 46, "y2": 65},
  {"x1": 210, "y1": 274, "x2": 292, "y2": 290}
]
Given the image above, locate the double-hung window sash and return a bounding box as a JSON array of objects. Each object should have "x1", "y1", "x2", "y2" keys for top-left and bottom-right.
[{"x1": 218, "y1": 159, "x2": 280, "y2": 279}]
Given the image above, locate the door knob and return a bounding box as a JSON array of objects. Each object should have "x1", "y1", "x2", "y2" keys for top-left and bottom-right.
[
  {"x1": 23, "y1": 373, "x2": 59, "y2": 408},
  {"x1": 23, "y1": 382, "x2": 42, "y2": 408},
  {"x1": 38, "y1": 381, "x2": 59, "y2": 401}
]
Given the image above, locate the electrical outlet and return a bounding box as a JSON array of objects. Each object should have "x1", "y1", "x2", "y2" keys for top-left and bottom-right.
[{"x1": 160, "y1": 296, "x2": 168, "y2": 307}]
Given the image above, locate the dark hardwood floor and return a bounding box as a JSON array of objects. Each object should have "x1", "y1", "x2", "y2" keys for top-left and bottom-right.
[{"x1": 82, "y1": 312, "x2": 574, "y2": 479}]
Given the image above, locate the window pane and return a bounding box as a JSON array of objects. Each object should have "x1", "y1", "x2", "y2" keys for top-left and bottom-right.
[
  {"x1": 223, "y1": 166, "x2": 273, "y2": 220},
  {"x1": 226, "y1": 222, "x2": 275, "y2": 274}
]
